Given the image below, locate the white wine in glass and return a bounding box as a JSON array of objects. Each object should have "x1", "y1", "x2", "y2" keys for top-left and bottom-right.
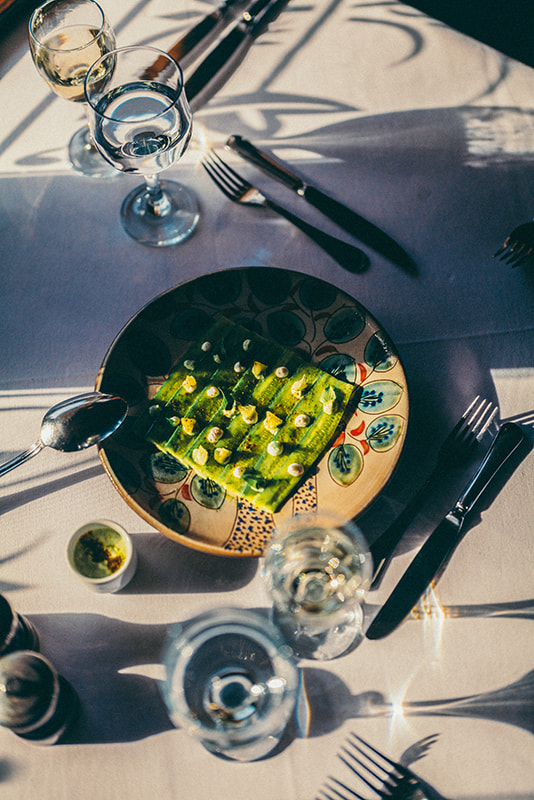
[
  {"x1": 29, "y1": 0, "x2": 117, "y2": 177},
  {"x1": 84, "y1": 45, "x2": 200, "y2": 247}
]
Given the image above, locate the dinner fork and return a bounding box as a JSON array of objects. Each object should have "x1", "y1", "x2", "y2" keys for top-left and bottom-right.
[
  {"x1": 319, "y1": 734, "x2": 429, "y2": 800},
  {"x1": 493, "y1": 219, "x2": 534, "y2": 267},
  {"x1": 201, "y1": 150, "x2": 370, "y2": 273},
  {"x1": 369, "y1": 396, "x2": 498, "y2": 589}
]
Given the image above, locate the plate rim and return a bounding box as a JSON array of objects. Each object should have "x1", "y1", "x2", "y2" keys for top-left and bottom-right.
[{"x1": 95, "y1": 265, "x2": 409, "y2": 558}]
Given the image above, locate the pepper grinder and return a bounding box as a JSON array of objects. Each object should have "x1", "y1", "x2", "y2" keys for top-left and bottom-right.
[
  {"x1": 0, "y1": 651, "x2": 79, "y2": 744},
  {"x1": 0, "y1": 594, "x2": 39, "y2": 656}
]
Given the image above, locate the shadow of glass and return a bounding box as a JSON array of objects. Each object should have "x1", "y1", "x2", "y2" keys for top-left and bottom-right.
[
  {"x1": 28, "y1": 612, "x2": 174, "y2": 745},
  {"x1": 396, "y1": 597, "x2": 534, "y2": 622},
  {"x1": 0, "y1": 757, "x2": 16, "y2": 784},
  {"x1": 122, "y1": 531, "x2": 258, "y2": 594},
  {"x1": 291, "y1": 666, "x2": 534, "y2": 741},
  {"x1": 22, "y1": 607, "x2": 534, "y2": 749}
]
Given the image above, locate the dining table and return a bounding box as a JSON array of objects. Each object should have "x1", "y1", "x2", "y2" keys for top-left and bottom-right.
[{"x1": 1, "y1": 0, "x2": 533, "y2": 798}]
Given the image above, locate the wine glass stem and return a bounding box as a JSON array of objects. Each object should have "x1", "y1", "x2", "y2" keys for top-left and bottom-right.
[{"x1": 144, "y1": 174, "x2": 172, "y2": 217}]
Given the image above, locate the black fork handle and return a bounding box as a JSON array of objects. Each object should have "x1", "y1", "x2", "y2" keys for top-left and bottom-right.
[{"x1": 264, "y1": 198, "x2": 370, "y2": 274}]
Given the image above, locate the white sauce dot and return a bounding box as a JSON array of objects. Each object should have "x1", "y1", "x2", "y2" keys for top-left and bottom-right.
[
  {"x1": 233, "y1": 465, "x2": 245, "y2": 478},
  {"x1": 267, "y1": 441, "x2": 283, "y2": 457},
  {"x1": 288, "y1": 463, "x2": 304, "y2": 476},
  {"x1": 201, "y1": 341, "x2": 211, "y2": 352},
  {"x1": 294, "y1": 414, "x2": 310, "y2": 428},
  {"x1": 207, "y1": 427, "x2": 223, "y2": 443},
  {"x1": 276, "y1": 366, "x2": 289, "y2": 378}
]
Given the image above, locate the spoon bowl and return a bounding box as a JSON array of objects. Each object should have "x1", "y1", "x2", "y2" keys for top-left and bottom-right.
[{"x1": 0, "y1": 392, "x2": 128, "y2": 478}]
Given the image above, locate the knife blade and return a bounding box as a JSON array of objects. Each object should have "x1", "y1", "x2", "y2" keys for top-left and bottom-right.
[
  {"x1": 185, "y1": 0, "x2": 290, "y2": 107},
  {"x1": 365, "y1": 422, "x2": 525, "y2": 640},
  {"x1": 144, "y1": 0, "x2": 249, "y2": 79},
  {"x1": 225, "y1": 134, "x2": 417, "y2": 274}
]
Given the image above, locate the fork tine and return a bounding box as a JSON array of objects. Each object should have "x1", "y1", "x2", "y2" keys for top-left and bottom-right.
[
  {"x1": 475, "y1": 405, "x2": 498, "y2": 439},
  {"x1": 456, "y1": 397, "x2": 497, "y2": 446},
  {"x1": 494, "y1": 219, "x2": 534, "y2": 265},
  {"x1": 348, "y1": 734, "x2": 411, "y2": 786},
  {"x1": 350, "y1": 734, "x2": 406, "y2": 773},
  {"x1": 326, "y1": 777, "x2": 368, "y2": 800},
  {"x1": 510, "y1": 246, "x2": 534, "y2": 267},
  {"x1": 449, "y1": 395, "x2": 480, "y2": 438},
  {"x1": 467, "y1": 399, "x2": 497, "y2": 439},
  {"x1": 339, "y1": 749, "x2": 384, "y2": 789},
  {"x1": 339, "y1": 737, "x2": 405, "y2": 796},
  {"x1": 493, "y1": 240, "x2": 510, "y2": 258},
  {"x1": 319, "y1": 789, "x2": 342, "y2": 800},
  {"x1": 201, "y1": 157, "x2": 236, "y2": 201},
  {"x1": 208, "y1": 149, "x2": 252, "y2": 191},
  {"x1": 348, "y1": 736, "x2": 423, "y2": 799},
  {"x1": 504, "y1": 244, "x2": 527, "y2": 265}
]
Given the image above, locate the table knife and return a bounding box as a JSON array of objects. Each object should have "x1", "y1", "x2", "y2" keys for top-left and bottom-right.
[
  {"x1": 365, "y1": 422, "x2": 525, "y2": 640},
  {"x1": 185, "y1": 0, "x2": 290, "y2": 106},
  {"x1": 147, "y1": 0, "x2": 249, "y2": 79},
  {"x1": 226, "y1": 134, "x2": 416, "y2": 274}
]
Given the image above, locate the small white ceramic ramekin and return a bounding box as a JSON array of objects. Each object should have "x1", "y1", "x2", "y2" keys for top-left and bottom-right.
[{"x1": 66, "y1": 519, "x2": 137, "y2": 593}]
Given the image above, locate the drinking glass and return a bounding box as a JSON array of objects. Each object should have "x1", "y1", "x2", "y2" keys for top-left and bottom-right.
[
  {"x1": 29, "y1": 0, "x2": 117, "y2": 178},
  {"x1": 263, "y1": 511, "x2": 372, "y2": 660},
  {"x1": 84, "y1": 45, "x2": 200, "y2": 247},
  {"x1": 161, "y1": 607, "x2": 299, "y2": 762}
]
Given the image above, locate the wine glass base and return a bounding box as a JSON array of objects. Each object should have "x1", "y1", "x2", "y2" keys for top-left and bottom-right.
[
  {"x1": 121, "y1": 180, "x2": 200, "y2": 247},
  {"x1": 272, "y1": 605, "x2": 365, "y2": 661},
  {"x1": 68, "y1": 126, "x2": 117, "y2": 179}
]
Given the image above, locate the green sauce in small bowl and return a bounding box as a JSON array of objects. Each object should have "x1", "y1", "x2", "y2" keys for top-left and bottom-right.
[{"x1": 73, "y1": 528, "x2": 127, "y2": 579}]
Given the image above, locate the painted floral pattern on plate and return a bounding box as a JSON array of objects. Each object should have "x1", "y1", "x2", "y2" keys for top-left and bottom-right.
[{"x1": 96, "y1": 267, "x2": 408, "y2": 557}]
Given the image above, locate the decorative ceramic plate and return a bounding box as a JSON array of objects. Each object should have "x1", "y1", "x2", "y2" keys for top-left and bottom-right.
[{"x1": 96, "y1": 267, "x2": 408, "y2": 557}]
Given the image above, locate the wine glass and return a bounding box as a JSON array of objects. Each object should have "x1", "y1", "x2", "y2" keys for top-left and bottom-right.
[
  {"x1": 84, "y1": 45, "x2": 200, "y2": 247},
  {"x1": 28, "y1": 0, "x2": 117, "y2": 178},
  {"x1": 161, "y1": 607, "x2": 299, "y2": 762},
  {"x1": 263, "y1": 511, "x2": 372, "y2": 660}
]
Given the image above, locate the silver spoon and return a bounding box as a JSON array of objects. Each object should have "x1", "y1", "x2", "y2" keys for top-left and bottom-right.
[{"x1": 0, "y1": 392, "x2": 128, "y2": 478}]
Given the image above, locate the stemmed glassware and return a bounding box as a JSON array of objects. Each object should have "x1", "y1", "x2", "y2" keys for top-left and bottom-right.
[
  {"x1": 161, "y1": 607, "x2": 298, "y2": 762},
  {"x1": 29, "y1": 0, "x2": 117, "y2": 178},
  {"x1": 84, "y1": 45, "x2": 200, "y2": 247},
  {"x1": 263, "y1": 511, "x2": 372, "y2": 660}
]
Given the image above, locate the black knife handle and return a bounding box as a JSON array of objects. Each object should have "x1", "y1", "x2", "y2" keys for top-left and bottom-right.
[
  {"x1": 366, "y1": 513, "x2": 465, "y2": 639},
  {"x1": 227, "y1": 135, "x2": 303, "y2": 191},
  {"x1": 185, "y1": 0, "x2": 277, "y2": 102}
]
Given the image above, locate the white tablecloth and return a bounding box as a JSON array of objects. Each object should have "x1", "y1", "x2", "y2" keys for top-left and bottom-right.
[{"x1": 0, "y1": 1, "x2": 533, "y2": 798}]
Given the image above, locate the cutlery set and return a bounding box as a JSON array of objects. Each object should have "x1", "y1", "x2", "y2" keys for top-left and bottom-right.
[
  {"x1": 368, "y1": 396, "x2": 498, "y2": 590},
  {"x1": 201, "y1": 149, "x2": 370, "y2": 273},
  {"x1": 154, "y1": 0, "x2": 413, "y2": 271},
  {"x1": 226, "y1": 135, "x2": 417, "y2": 273},
  {"x1": 201, "y1": 139, "x2": 415, "y2": 272},
  {"x1": 184, "y1": 0, "x2": 291, "y2": 107},
  {"x1": 366, "y1": 419, "x2": 526, "y2": 639}
]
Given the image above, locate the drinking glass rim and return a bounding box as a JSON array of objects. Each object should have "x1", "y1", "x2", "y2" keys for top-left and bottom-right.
[
  {"x1": 29, "y1": 0, "x2": 108, "y2": 51},
  {"x1": 84, "y1": 46, "x2": 185, "y2": 122}
]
